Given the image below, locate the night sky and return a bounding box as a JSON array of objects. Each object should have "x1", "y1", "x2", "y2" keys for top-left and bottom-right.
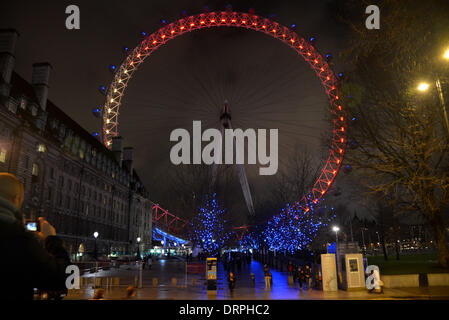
[{"x1": 1, "y1": 0, "x2": 363, "y2": 222}]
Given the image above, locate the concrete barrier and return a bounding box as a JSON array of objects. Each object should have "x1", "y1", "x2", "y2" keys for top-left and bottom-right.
[
  {"x1": 427, "y1": 273, "x2": 449, "y2": 286},
  {"x1": 381, "y1": 274, "x2": 419, "y2": 288}
]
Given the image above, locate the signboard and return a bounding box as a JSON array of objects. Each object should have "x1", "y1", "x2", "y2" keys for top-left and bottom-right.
[
  {"x1": 321, "y1": 253, "x2": 338, "y2": 291},
  {"x1": 327, "y1": 243, "x2": 336, "y2": 254},
  {"x1": 343, "y1": 254, "x2": 365, "y2": 290},
  {"x1": 206, "y1": 257, "x2": 217, "y2": 291}
]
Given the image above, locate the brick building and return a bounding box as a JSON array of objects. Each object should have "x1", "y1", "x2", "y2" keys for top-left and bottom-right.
[{"x1": 0, "y1": 29, "x2": 152, "y2": 259}]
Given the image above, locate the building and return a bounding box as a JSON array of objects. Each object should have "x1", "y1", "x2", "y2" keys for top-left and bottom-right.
[{"x1": 0, "y1": 29, "x2": 152, "y2": 259}]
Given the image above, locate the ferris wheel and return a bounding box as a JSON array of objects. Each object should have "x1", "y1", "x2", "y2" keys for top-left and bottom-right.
[{"x1": 96, "y1": 7, "x2": 347, "y2": 214}]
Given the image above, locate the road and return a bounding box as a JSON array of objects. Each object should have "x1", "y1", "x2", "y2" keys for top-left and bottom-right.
[{"x1": 65, "y1": 258, "x2": 449, "y2": 300}]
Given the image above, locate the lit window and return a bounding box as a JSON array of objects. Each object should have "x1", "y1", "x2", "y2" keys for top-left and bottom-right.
[
  {"x1": 37, "y1": 143, "x2": 47, "y2": 153},
  {"x1": 20, "y1": 98, "x2": 26, "y2": 110},
  {"x1": 0, "y1": 148, "x2": 6, "y2": 163},
  {"x1": 32, "y1": 163, "x2": 39, "y2": 176}
]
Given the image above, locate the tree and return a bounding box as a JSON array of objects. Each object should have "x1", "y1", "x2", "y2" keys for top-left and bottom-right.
[
  {"x1": 189, "y1": 193, "x2": 230, "y2": 255},
  {"x1": 337, "y1": 0, "x2": 449, "y2": 267},
  {"x1": 263, "y1": 201, "x2": 335, "y2": 254}
]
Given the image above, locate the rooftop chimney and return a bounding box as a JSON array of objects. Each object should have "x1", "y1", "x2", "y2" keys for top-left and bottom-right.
[
  {"x1": 111, "y1": 136, "x2": 123, "y2": 165},
  {"x1": 32, "y1": 62, "x2": 52, "y2": 111},
  {"x1": 0, "y1": 29, "x2": 19, "y2": 97},
  {"x1": 123, "y1": 147, "x2": 133, "y2": 174}
]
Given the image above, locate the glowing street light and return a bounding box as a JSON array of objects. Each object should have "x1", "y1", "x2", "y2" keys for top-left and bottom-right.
[
  {"x1": 93, "y1": 231, "x2": 99, "y2": 260},
  {"x1": 416, "y1": 48, "x2": 449, "y2": 137},
  {"x1": 444, "y1": 48, "x2": 449, "y2": 60},
  {"x1": 417, "y1": 82, "x2": 430, "y2": 92}
]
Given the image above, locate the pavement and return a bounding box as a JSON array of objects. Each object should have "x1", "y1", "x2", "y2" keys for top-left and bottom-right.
[{"x1": 65, "y1": 258, "x2": 449, "y2": 300}]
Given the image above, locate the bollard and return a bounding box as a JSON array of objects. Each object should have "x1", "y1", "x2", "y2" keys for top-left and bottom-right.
[
  {"x1": 250, "y1": 274, "x2": 255, "y2": 288},
  {"x1": 95, "y1": 277, "x2": 102, "y2": 288},
  {"x1": 113, "y1": 277, "x2": 120, "y2": 287},
  {"x1": 134, "y1": 276, "x2": 138, "y2": 288},
  {"x1": 191, "y1": 278, "x2": 196, "y2": 286},
  {"x1": 172, "y1": 278, "x2": 177, "y2": 287},
  {"x1": 152, "y1": 277, "x2": 158, "y2": 287}
]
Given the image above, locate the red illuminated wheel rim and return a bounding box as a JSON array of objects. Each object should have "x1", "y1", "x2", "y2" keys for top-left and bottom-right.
[{"x1": 102, "y1": 11, "x2": 347, "y2": 210}]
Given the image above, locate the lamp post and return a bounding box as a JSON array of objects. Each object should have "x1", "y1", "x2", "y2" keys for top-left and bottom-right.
[
  {"x1": 332, "y1": 226, "x2": 340, "y2": 286},
  {"x1": 93, "y1": 231, "x2": 99, "y2": 261},
  {"x1": 137, "y1": 237, "x2": 141, "y2": 260},
  {"x1": 417, "y1": 48, "x2": 449, "y2": 137}
]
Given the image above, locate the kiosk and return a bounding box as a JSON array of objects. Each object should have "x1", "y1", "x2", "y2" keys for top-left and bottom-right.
[{"x1": 206, "y1": 257, "x2": 217, "y2": 290}]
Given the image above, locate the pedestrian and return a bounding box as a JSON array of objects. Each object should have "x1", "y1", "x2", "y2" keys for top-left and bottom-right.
[
  {"x1": 147, "y1": 255, "x2": 152, "y2": 270},
  {"x1": 43, "y1": 235, "x2": 71, "y2": 300},
  {"x1": 263, "y1": 264, "x2": 271, "y2": 289},
  {"x1": 288, "y1": 261, "x2": 293, "y2": 276},
  {"x1": 295, "y1": 266, "x2": 304, "y2": 291},
  {"x1": 142, "y1": 256, "x2": 146, "y2": 270},
  {"x1": 228, "y1": 271, "x2": 236, "y2": 291},
  {"x1": 304, "y1": 265, "x2": 313, "y2": 290},
  {"x1": 90, "y1": 288, "x2": 105, "y2": 300},
  {"x1": 122, "y1": 286, "x2": 136, "y2": 299},
  {"x1": 0, "y1": 173, "x2": 69, "y2": 300}
]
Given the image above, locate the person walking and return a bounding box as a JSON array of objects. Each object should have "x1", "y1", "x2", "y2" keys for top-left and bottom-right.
[
  {"x1": 147, "y1": 255, "x2": 152, "y2": 270},
  {"x1": 263, "y1": 264, "x2": 271, "y2": 289},
  {"x1": 295, "y1": 266, "x2": 305, "y2": 291},
  {"x1": 304, "y1": 265, "x2": 313, "y2": 290},
  {"x1": 0, "y1": 173, "x2": 69, "y2": 300},
  {"x1": 228, "y1": 271, "x2": 236, "y2": 291}
]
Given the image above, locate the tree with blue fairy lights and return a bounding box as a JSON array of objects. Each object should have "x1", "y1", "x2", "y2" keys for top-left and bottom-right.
[
  {"x1": 264, "y1": 199, "x2": 335, "y2": 254},
  {"x1": 190, "y1": 193, "x2": 230, "y2": 256}
]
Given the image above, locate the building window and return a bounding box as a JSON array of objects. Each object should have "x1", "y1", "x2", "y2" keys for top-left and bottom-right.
[
  {"x1": 0, "y1": 148, "x2": 7, "y2": 163},
  {"x1": 66, "y1": 197, "x2": 71, "y2": 210},
  {"x1": 32, "y1": 163, "x2": 39, "y2": 177},
  {"x1": 57, "y1": 192, "x2": 62, "y2": 207},
  {"x1": 58, "y1": 176, "x2": 64, "y2": 188},
  {"x1": 20, "y1": 98, "x2": 26, "y2": 110},
  {"x1": 37, "y1": 143, "x2": 47, "y2": 153}
]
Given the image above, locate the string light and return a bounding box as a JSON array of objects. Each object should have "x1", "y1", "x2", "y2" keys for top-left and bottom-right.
[{"x1": 189, "y1": 193, "x2": 230, "y2": 255}]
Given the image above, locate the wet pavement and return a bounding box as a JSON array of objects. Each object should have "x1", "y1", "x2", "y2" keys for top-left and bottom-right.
[{"x1": 65, "y1": 258, "x2": 449, "y2": 300}]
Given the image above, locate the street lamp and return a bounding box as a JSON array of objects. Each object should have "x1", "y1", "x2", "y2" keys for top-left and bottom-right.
[
  {"x1": 93, "y1": 231, "x2": 99, "y2": 260},
  {"x1": 443, "y1": 48, "x2": 449, "y2": 60},
  {"x1": 137, "y1": 237, "x2": 141, "y2": 259},
  {"x1": 332, "y1": 226, "x2": 340, "y2": 286},
  {"x1": 417, "y1": 82, "x2": 430, "y2": 92},
  {"x1": 416, "y1": 48, "x2": 449, "y2": 137}
]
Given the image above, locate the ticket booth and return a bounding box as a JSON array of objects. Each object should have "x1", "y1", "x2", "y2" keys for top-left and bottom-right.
[{"x1": 206, "y1": 257, "x2": 217, "y2": 290}]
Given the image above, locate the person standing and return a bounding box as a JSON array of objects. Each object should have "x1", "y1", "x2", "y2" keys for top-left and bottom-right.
[
  {"x1": 228, "y1": 271, "x2": 236, "y2": 291},
  {"x1": 295, "y1": 266, "x2": 304, "y2": 291},
  {"x1": 263, "y1": 264, "x2": 271, "y2": 289},
  {"x1": 147, "y1": 255, "x2": 153, "y2": 270},
  {"x1": 304, "y1": 265, "x2": 313, "y2": 290}
]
